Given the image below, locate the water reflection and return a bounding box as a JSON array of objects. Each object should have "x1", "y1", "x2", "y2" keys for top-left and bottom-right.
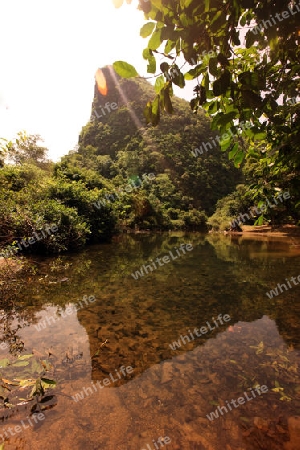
[{"x1": 0, "y1": 233, "x2": 299, "y2": 449}]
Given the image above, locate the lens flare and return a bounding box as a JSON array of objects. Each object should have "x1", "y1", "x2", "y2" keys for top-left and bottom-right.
[{"x1": 95, "y1": 69, "x2": 108, "y2": 96}]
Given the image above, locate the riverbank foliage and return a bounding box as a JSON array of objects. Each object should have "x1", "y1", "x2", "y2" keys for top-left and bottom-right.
[{"x1": 0, "y1": 60, "x2": 298, "y2": 255}]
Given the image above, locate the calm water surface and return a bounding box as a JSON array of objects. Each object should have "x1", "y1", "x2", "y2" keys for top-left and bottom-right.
[{"x1": 1, "y1": 233, "x2": 300, "y2": 450}]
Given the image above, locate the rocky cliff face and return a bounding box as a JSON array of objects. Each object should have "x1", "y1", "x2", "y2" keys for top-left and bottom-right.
[
  {"x1": 76, "y1": 65, "x2": 242, "y2": 218},
  {"x1": 90, "y1": 65, "x2": 154, "y2": 125}
]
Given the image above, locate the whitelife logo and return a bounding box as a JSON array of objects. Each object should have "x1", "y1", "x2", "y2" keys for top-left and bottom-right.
[
  {"x1": 169, "y1": 313, "x2": 231, "y2": 350},
  {"x1": 230, "y1": 191, "x2": 290, "y2": 228},
  {"x1": 91, "y1": 101, "x2": 118, "y2": 121},
  {"x1": 206, "y1": 385, "x2": 268, "y2": 421},
  {"x1": 131, "y1": 243, "x2": 193, "y2": 280},
  {"x1": 251, "y1": 1, "x2": 300, "y2": 35},
  {"x1": 141, "y1": 436, "x2": 171, "y2": 450},
  {"x1": 72, "y1": 365, "x2": 134, "y2": 402},
  {"x1": 0, "y1": 413, "x2": 45, "y2": 443},
  {"x1": 266, "y1": 274, "x2": 300, "y2": 299},
  {"x1": 191, "y1": 122, "x2": 251, "y2": 157},
  {"x1": 0, "y1": 223, "x2": 58, "y2": 258}
]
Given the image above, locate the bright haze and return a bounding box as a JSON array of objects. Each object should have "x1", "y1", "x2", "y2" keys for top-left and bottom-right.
[{"x1": 0, "y1": 0, "x2": 193, "y2": 161}]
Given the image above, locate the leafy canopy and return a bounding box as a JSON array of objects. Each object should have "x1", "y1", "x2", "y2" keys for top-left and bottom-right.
[{"x1": 112, "y1": 0, "x2": 300, "y2": 194}]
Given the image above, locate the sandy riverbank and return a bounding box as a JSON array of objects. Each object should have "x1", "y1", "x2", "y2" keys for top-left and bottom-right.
[{"x1": 239, "y1": 224, "x2": 300, "y2": 237}]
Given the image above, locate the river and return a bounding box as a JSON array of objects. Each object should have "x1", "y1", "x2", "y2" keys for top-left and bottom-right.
[{"x1": 0, "y1": 232, "x2": 300, "y2": 450}]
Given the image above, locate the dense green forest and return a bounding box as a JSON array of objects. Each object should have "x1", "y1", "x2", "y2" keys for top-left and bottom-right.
[
  {"x1": 0, "y1": 2, "x2": 300, "y2": 448},
  {"x1": 0, "y1": 65, "x2": 298, "y2": 256}
]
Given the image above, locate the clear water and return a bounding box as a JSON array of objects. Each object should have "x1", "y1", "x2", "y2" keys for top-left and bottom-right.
[{"x1": 1, "y1": 233, "x2": 300, "y2": 450}]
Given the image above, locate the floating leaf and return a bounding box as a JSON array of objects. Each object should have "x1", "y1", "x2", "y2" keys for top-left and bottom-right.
[
  {"x1": 31, "y1": 359, "x2": 44, "y2": 374},
  {"x1": 1, "y1": 378, "x2": 19, "y2": 386},
  {"x1": 280, "y1": 395, "x2": 292, "y2": 401},
  {"x1": 17, "y1": 354, "x2": 34, "y2": 361},
  {"x1": 250, "y1": 341, "x2": 264, "y2": 354},
  {"x1": 0, "y1": 359, "x2": 10, "y2": 368},
  {"x1": 12, "y1": 361, "x2": 29, "y2": 367},
  {"x1": 41, "y1": 377, "x2": 56, "y2": 387},
  {"x1": 240, "y1": 416, "x2": 250, "y2": 423},
  {"x1": 16, "y1": 379, "x2": 36, "y2": 388}
]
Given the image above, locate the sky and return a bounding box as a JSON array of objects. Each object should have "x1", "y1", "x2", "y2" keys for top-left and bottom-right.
[{"x1": 0, "y1": 0, "x2": 193, "y2": 161}]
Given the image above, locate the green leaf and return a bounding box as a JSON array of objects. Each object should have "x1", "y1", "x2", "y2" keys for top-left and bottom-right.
[
  {"x1": 207, "y1": 100, "x2": 219, "y2": 114},
  {"x1": 209, "y1": 400, "x2": 219, "y2": 406},
  {"x1": 253, "y1": 132, "x2": 267, "y2": 141},
  {"x1": 229, "y1": 143, "x2": 238, "y2": 160},
  {"x1": 160, "y1": 62, "x2": 169, "y2": 73},
  {"x1": 144, "y1": 102, "x2": 152, "y2": 124},
  {"x1": 12, "y1": 361, "x2": 30, "y2": 367},
  {"x1": 155, "y1": 75, "x2": 165, "y2": 93},
  {"x1": 0, "y1": 358, "x2": 10, "y2": 368},
  {"x1": 239, "y1": 72, "x2": 264, "y2": 90},
  {"x1": 180, "y1": 0, "x2": 194, "y2": 7},
  {"x1": 210, "y1": 10, "x2": 226, "y2": 33},
  {"x1": 17, "y1": 354, "x2": 34, "y2": 361},
  {"x1": 165, "y1": 39, "x2": 176, "y2": 53},
  {"x1": 140, "y1": 22, "x2": 156, "y2": 38},
  {"x1": 152, "y1": 95, "x2": 160, "y2": 126},
  {"x1": 217, "y1": 53, "x2": 230, "y2": 67},
  {"x1": 30, "y1": 358, "x2": 44, "y2": 374},
  {"x1": 113, "y1": 61, "x2": 138, "y2": 78},
  {"x1": 147, "y1": 56, "x2": 156, "y2": 74},
  {"x1": 148, "y1": 29, "x2": 162, "y2": 50},
  {"x1": 217, "y1": 111, "x2": 237, "y2": 127},
  {"x1": 143, "y1": 48, "x2": 157, "y2": 73},
  {"x1": 41, "y1": 377, "x2": 56, "y2": 389},
  {"x1": 190, "y1": 98, "x2": 199, "y2": 112},
  {"x1": 241, "y1": 90, "x2": 262, "y2": 108},
  {"x1": 164, "y1": 89, "x2": 174, "y2": 114},
  {"x1": 255, "y1": 215, "x2": 264, "y2": 225},
  {"x1": 209, "y1": 57, "x2": 218, "y2": 77},
  {"x1": 41, "y1": 377, "x2": 56, "y2": 385},
  {"x1": 172, "y1": 67, "x2": 185, "y2": 88},
  {"x1": 213, "y1": 71, "x2": 231, "y2": 96},
  {"x1": 142, "y1": 48, "x2": 151, "y2": 60},
  {"x1": 185, "y1": 65, "x2": 205, "y2": 80},
  {"x1": 246, "y1": 29, "x2": 257, "y2": 48},
  {"x1": 220, "y1": 135, "x2": 232, "y2": 151},
  {"x1": 17, "y1": 379, "x2": 36, "y2": 388},
  {"x1": 202, "y1": 73, "x2": 209, "y2": 91},
  {"x1": 234, "y1": 149, "x2": 244, "y2": 167}
]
